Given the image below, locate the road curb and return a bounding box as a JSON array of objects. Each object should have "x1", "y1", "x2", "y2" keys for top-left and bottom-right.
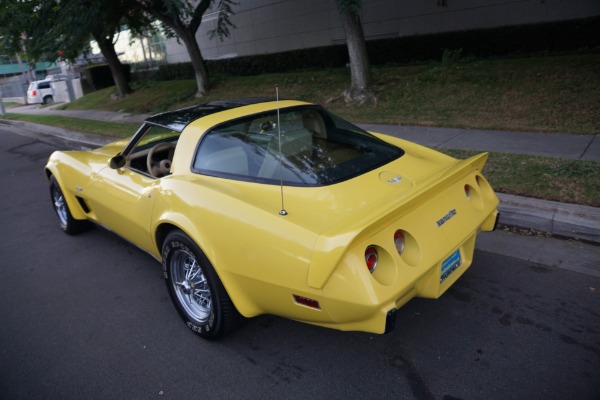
[
  {"x1": 497, "y1": 193, "x2": 600, "y2": 244},
  {"x1": 3, "y1": 117, "x2": 599, "y2": 245},
  {"x1": 0, "y1": 119, "x2": 114, "y2": 148}
]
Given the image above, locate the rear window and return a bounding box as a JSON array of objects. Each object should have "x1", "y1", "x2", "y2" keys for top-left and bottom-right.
[
  {"x1": 37, "y1": 81, "x2": 51, "y2": 89},
  {"x1": 192, "y1": 106, "x2": 404, "y2": 186}
]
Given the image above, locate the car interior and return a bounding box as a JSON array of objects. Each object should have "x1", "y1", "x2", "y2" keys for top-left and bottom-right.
[
  {"x1": 192, "y1": 108, "x2": 369, "y2": 185},
  {"x1": 122, "y1": 107, "x2": 401, "y2": 185},
  {"x1": 126, "y1": 125, "x2": 180, "y2": 178}
]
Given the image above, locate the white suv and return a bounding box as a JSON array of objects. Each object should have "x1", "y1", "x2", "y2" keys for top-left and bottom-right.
[{"x1": 27, "y1": 80, "x2": 54, "y2": 104}]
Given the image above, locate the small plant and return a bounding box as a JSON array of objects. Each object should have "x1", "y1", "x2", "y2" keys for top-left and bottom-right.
[{"x1": 442, "y1": 48, "x2": 463, "y2": 65}]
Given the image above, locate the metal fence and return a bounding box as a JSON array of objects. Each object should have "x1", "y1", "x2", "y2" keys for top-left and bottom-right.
[{"x1": 0, "y1": 80, "x2": 27, "y2": 98}]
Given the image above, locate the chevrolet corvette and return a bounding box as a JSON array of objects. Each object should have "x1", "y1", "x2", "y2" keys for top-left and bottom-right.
[{"x1": 45, "y1": 98, "x2": 499, "y2": 339}]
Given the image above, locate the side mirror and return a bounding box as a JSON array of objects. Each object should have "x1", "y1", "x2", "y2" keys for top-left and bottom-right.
[{"x1": 110, "y1": 154, "x2": 126, "y2": 169}]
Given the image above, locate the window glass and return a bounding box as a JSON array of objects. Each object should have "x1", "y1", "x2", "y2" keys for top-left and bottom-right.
[
  {"x1": 126, "y1": 125, "x2": 180, "y2": 176},
  {"x1": 131, "y1": 125, "x2": 179, "y2": 150},
  {"x1": 193, "y1": 106, "x2": 404, "y2": 186}
]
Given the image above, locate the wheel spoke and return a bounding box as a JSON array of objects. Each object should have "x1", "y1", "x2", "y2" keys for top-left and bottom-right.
[
  {"x1": 184, "y1": 258, "x2": 198, "y2": 280},
  {"x1": 188, "y1": 262, "x2": 202, "y2": 281},
  {"x1": 191, "y1": 275, "x2": 206, "y2": 287},
  {"x1": 193, "y1": 291, "x2": 211, "y2": 308}
]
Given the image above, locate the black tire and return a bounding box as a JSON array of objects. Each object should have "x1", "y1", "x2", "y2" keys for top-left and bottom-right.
[
  {"x1": 43, "y1": 95, "x2": 54, "y2": 104},
  {"x1": 162, "y1": 230, "x2": 242, "y2": 340},
  {"x1": 49, "y1": 175, "x2": 90, "y2": 235}
]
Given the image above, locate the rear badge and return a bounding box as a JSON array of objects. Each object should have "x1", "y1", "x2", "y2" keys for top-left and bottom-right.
[
  {"x1": 436, "y1": 209, "x2": 457, "y2": 227},
  {"x1": 387, "y1": 175, "x2": 402, "y2": 184},
  {"x1": 379, "y1": 171, "x2": 412, "y2": 188}
]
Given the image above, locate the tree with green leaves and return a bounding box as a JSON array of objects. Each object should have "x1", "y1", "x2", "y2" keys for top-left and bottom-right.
[
  {"x1": 0, "y1": 0, "x2": 37, "y2": 79},
  {"x1": 136, "y1": 0, "x2": 237, "y2": 97},
  {"x1": 44, "y1": 0, "x2": 153, "y2": 96},
  {"x1": 1, "y1": 0, "x2": 152, "y2": 97},
  {"x1": 335, "y1": 0, "x2": 375, "y2": 104}
]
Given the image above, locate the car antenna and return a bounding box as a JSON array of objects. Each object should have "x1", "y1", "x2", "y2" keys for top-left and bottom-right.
[{"x1": 275, "y1": 84, "x2": 287, "y2": 216}]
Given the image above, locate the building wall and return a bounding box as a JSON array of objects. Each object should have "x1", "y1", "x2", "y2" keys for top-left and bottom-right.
[{"x1": 165, "y1": 0, "x2": 600, "y2": 63}]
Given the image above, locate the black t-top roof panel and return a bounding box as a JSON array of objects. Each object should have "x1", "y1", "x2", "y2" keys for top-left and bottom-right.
[{"x1": 144, "y1": 98, "x2": 276, "y2": 132}]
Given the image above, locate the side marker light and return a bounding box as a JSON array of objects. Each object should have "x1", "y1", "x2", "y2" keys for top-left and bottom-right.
[{"x1": 293, "y1": 295, "x2": 321, "y2": 310}]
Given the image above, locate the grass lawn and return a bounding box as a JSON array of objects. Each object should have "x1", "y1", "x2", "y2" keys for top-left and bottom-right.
[
  {"x1": 443, "y1": 150, "x2": 600, "y2": 207},
  {"x1": 4, "y1": 53, "x2": 599, "y2": 206},
  {"x1": 1, "y1": 102, "x2": 22, "y2": 107},
  {"x1": 59, "y1": 53, "x2": 600, "y2": 134},
  {"x1": 1, "y1": 113, "x2": 138, "y2": 138}
]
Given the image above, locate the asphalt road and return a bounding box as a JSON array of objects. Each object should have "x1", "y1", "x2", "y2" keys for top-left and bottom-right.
[{"x1": 1, "y1": 124, "x2": 599, "y2": 400}]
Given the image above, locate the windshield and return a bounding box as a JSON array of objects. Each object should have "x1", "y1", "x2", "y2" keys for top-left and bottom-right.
[
  {"x1": 135, "y1": 125, "x2": 180, "y2": 149},
  {"x1": 192, "y1": 106, "x2": 404, "y2": 186}
]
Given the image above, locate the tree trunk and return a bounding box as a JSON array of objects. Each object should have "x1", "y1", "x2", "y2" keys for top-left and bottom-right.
[
  {"x1": 178, "y1": 29, "x2": 209, "y2": 97},
  {"x1": 93, "y1": 33, "x2": 132, "y2": 97},
  {"x1": 340, "y1": 8, "x2": 375, "y2": 104}
]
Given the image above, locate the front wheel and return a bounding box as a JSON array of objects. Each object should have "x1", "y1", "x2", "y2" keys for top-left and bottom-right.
[
  {"x1": 49, "y1": 175, "x2": 90, "y2": 235},
  {"x1": 162, "y1": 230, "x2": 242, "y2": 340}
]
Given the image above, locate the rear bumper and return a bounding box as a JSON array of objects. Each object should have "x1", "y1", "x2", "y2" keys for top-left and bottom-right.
[
  {"x1": 481, "y1": 209, "x2": 500, "y2": 232},
  {"x1": 317, "y1": 206, "x2": 499, "y2": 334}
]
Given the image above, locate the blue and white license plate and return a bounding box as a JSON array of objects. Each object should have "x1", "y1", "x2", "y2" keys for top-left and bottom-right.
[{"x1": 440, "y1": 249, "x2": 461, "y2": 283}]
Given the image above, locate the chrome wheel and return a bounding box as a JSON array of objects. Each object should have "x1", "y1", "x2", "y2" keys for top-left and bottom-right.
[
  {"x1": 163, "y1": 230, "x2": 242, "y2": 339},
  {"x1": 170, "y1": 248, "x2": 212, "y2": 324},
  {"x1": 51, "y1": 184, "x2": 68, "y2": 227},
  {"x1": 48, "y1": 176, "x2": 90, "y2": 235}
]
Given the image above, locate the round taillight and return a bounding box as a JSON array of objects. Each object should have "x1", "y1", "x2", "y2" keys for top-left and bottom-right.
[
  {"x1": 365, "y1": 246, "x2": 378, "y2": 273},
  {"x1": 464, "y1": 184, "x2": 471, "y2": 199},
  {"x1": 394, "y1": 230, "x2": 405, "y2": 255}
]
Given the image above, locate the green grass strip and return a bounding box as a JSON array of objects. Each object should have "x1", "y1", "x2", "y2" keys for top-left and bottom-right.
[
  {"x1": 443, "y1": 149, "x2": 600, "y2": 207},
  {"x1": 59, "y1": 53, "x2": 600, "y2": 134},
  {"x1": 1, "y1": 113, "x2": 138, "y2": 138}
]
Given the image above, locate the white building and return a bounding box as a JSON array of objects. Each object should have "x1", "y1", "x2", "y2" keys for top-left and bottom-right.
[{"x1": 164, "y1": 0, "x2": 600, "y2": 62}]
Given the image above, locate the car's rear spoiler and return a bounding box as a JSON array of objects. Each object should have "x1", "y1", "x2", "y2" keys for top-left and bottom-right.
[{"x1": 306, "y1": 152, "x2": 497, "y2": 289}]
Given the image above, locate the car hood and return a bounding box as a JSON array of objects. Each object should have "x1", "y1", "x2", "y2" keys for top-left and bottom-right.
[{"x1": 92, "y1": 140, "x2": 130, "y2": 157}]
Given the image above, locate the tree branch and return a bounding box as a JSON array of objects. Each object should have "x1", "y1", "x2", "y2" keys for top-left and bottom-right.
[{"x1": 190, "y1": 0, "x2": 211, "y2": 33}]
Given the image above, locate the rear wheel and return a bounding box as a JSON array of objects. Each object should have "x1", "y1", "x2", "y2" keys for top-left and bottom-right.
[
  {"x1": 162, "y1": 230, "x2": 242, "y2": 340},
  {"x1": 43, "y1": 95, "x2": 54, "y2": 104},
  {"x1": 49, "y1": 175, "x2": 89, "y2": 234}
]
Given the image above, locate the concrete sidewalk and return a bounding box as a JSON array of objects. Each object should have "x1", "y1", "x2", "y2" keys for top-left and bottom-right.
[
  {"x1": 3, "y1": 103, "x2": 600, "y2": 244},
  {"x1": 9, "y1": 104, "x2": 600, "y2": 161},
  {"x1": 360, "y1": 123, "x2": 600, "y2": 162}
]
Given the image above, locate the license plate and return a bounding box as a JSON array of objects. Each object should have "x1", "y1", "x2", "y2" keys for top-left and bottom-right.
[{"x1": 440, "y1": 249, "x2": 461, "y2": 283}]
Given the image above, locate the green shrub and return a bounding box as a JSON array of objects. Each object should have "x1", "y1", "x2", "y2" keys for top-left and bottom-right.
[{"x1": 155, "y1": 62, "x2": 196, "y2": 81}]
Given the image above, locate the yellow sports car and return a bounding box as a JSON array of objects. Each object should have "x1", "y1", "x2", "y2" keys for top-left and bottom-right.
[{"x1": 45, "y1": 99, "x2": 499, "y2": 339}]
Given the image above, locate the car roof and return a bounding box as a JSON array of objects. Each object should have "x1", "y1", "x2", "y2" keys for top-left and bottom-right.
[
  {"x1": 29, "y1": 80, "x2": 50, "y2": 86},
  {"x1": 145, "y1": 98, "x2": 277, "y2": 132}
]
